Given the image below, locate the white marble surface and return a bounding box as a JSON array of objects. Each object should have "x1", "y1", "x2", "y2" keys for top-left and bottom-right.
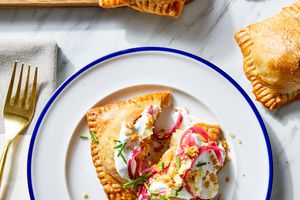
[{"x1": 0, "y1": 0, "x2": 299, "y2": 199}]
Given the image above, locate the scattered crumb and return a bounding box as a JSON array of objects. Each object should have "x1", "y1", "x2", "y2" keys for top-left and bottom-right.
[
  {"x1": 238, "y1": 139, "x2": 242, "y2": 144},
  {"x1": 286, "y1": 161, "x2": 289, "y2": 164},
  {"x1": 82, "y1": 193, "x2": 89, "y2": 199},
  {"x1": 229, "y1": 133, "x2": 236, "y2": 139},
  {"x1": 174, "y1": 106, "x2": 189, "y2": 114},
  {"x1": 242, "y1": 174, "x2": 246, "y2": 177},
  {"x1": 183, "y1": 107, "x2": 189, "y2": 114},
  {"x1": 225, "y1": 177, "x2": 230, "y2": 182},
  {"x1": 174, "y1": 106, "x2": 181, "y2": 112},
  {"x1": 226, "y1": 156, "x2": 232, "y2": 161}
]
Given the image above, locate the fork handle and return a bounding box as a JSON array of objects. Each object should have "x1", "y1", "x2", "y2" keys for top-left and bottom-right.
[{"x1": 0, "y1": 141, "x2": 12, "y2": 187}]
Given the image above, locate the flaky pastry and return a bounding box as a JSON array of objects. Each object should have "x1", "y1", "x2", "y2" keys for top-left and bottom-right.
[
  {"x1": 234, "y1": 1, "x2": 300, "y2": 110},
  {"x1": 99, "y1": 0, "x2": 186, "y2": 17},
  {"x1": 86, "y1": 92, "x2": 171, "y2": 199}
]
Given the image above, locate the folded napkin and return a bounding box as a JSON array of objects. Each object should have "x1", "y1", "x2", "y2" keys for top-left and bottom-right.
[
  {"x1": 0, "y1": 39, "x2": 57, "y2": 135},
  {"x1": 0, "y1": 39, "x2": 57, "y2": 200}
]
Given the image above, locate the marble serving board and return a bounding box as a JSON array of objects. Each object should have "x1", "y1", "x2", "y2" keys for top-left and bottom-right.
[
  {"x1": 0, "y1": 0, "x2": 192, "y2": 7},
  {"x1": 0, "y1": 0, "x2": 98, "y2": 7}
]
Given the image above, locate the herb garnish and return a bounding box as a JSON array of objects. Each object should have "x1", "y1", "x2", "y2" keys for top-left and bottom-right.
[
  {"x1": 89, "y1": 132, "x2": 98, "y2": 143},
  {"x1": 161, "y1": 162, "x2": 165, "y2": 173},
  {"x1": 114, "y1": 143, "x2": 123, "y2": 149},
  {"x1": 114, "y1": 141, "x2": 127, "y2": 164},
  {"x1": 174, "y1": 186, "x2": 183, "y2": 197},
  {"x1": 185, "y1": 153, "x2": 191, "y2": 158},
  {"x1": 122, "y1": 172, "x2": 153, "y2": 188},
  {"x1": 196, "y1": 162, "x2": 207, "y2": 167},
  {"x1": 177, "y1": 157, "x2": 181, "y2": 170},
  {"x1": 160, "y1": 195, "x2": 171, "y2": 200},
  {"x1": 118, "y1": 142, "x2": 127, "y2": 156},
  {"x1": 80, "y1": 135, "x2": 88, "y2": 140}
]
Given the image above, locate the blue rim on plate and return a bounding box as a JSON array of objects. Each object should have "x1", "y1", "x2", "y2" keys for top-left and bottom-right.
[{"x1": 27, "y1": 47, "x2": 273, "y2": 200}]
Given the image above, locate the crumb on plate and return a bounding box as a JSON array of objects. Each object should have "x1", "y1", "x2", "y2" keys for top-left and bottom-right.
[
  {"x1": 229, "y1": 133, "x2": 236, "y2": 139},
  {"x1": 226, "y1": 156, "x2": 232, "y2": 161},
  {"x1": 82, "y1": 193, "x2": 89, "y2": 199},
  {"x1": 225, "y1": 177, "x2": 230, "y2": 182}
]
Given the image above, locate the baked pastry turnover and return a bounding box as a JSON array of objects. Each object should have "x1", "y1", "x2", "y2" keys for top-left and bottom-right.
[
  {"x1": 86, "y1": 92, "x2": 171, "y2": 199},
  {"x1": 99, "y1": 0, "x2": 186, "y2": 17},
  {"x1": 234, "y1": 1, "x2": 300, "y2": 110}
]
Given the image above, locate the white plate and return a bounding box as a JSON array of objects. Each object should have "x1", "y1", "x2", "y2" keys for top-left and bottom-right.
[{"x1": 27, "y1": 47, "x2": 273, "y2": 200}]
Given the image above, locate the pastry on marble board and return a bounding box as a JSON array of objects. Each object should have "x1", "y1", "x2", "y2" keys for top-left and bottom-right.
[
  {"x1": 99, "y1": 0, "x2": 187, "y2": 17},
  {"x1": 86, "y1": 92, "x2": 172, "y2": 199},
  {"x1": 234, "y1": 0, "x2": 300, "y2": 110},
  {"x1": 86, "y1": 92, "x2": 229, "y2": 199}
]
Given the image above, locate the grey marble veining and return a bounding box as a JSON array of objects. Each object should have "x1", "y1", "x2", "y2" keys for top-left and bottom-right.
[{"x1": 0, "y1": 0, "x2": 299, "y2": 199}]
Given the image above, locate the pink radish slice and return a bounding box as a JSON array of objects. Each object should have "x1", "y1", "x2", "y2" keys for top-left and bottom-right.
[
  {"x1": 185, "y1": 132, "x2": 196, "y2": 147},
  {"x1": 169, "y1": 112, "x2": 183, "y2": 133},
  {"x1": 128, "y1": 148, "x2": 142, "y2": 179},
  {"x1": 179, "y1": 126, "x2": 213, "y2": 149},
  {"x1": 139, "y1": 185, "x2": 150, "y2": 199},
  {"x1": 179, "y1": 129, "x2": 191, "y2": 149},
  {"x1": 189, "y1": 126, "x2": 210, "y2": 141},
  {"x1": 153, "y1": 112, "x2": 183, "y2": 140},
  {"x1": 148, "y1": 105, "x2": 154, "y2": 116},
  {"x1": 198, "y1": 145, "x2": 225, "y2": 166},
  {"x1": 140, "y1": 167, "x2": 157, "y2": 175}
]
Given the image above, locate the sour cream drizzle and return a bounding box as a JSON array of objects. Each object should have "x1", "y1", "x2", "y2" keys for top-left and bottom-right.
[{"x1": 114, "y1": 105, "x2": 160, "y2": 180}]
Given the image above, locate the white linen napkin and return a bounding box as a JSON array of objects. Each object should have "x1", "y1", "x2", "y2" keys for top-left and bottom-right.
[
  {"x1": 0, "y1": 39, "x2": 57, "y2": 200},
  {"x1": 0, "y1": 39, "x2": 57, "y2": 135}
]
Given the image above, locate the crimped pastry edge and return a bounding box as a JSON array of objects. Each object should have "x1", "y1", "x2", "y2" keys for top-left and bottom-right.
[
  {"x1": 234, "y1": 1, "x2": 300, "y2": 111},
  {"x1": 99, "y1": 0, "x2": 185, "y2": 17}
]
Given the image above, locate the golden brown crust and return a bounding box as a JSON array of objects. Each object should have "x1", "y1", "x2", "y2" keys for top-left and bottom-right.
[
  {"x1": 234, "y1": 1, "x2": 300, "y2": 110},
  {"x1": 87, "y1": 92, "x2": 171, "y2": 199},
  {"x1": 99, "y1": 0, "x2": 127, "y2": 7},
  {"x1": 99, "y1": 0, "x2": 186, "y2": 17}
]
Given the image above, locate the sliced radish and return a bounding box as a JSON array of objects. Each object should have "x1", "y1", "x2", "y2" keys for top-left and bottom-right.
[
  {"x1": 198, "y1": 145, "x2": 225, "y2": 166},
  {"x1": 148, "y1": 105, "x2": 154, "y2": 116},
  {"x1": 153, "y1": 112, "x2": 183, "y2": 140},
  {"x1": 128, "y1": 148, "x2": 142, "y2": 179}
]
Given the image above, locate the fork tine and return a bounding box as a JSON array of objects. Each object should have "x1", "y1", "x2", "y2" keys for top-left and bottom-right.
[
  {"x1": 14, "y1": 63, "x2": 24, "y2": 105},
  {"x1": 22, "y1": 65, "x2": 30, "y2": 107},
  {"x1": 28, "y1": 67, "x2": 38, "y2": 108},
  {"x1": 5, "y1": 62, "x2": 17, "y2": 106}
]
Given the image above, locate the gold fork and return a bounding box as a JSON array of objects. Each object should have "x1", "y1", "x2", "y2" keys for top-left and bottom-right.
[{"x1": 0, "y1": 61, "x2": 38, "y2": 186}]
